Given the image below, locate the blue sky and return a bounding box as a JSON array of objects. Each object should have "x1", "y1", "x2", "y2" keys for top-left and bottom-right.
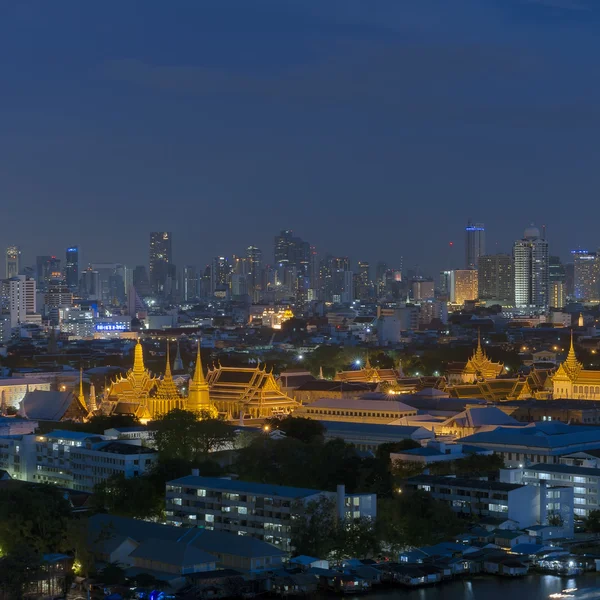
[{"x1": 1, "y1": 0, "x2": 599, "y2": 276}]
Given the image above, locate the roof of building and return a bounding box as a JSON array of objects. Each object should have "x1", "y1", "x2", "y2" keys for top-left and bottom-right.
[
  {"x1": 97, "y1": 441, "x2": 157, "y2": 455},
  {"x1": 89, "y1": 514, "x2": 287, "y2": 559},
  {"x1": 105, "y1": 426, "x2": 152, "y2": 433},
  {"x1": 442, "y1": 406, "x2": 520, "y2": 429},
  {"x1": 306, "y1": 398, "x2": 416, "y2": 412},
  {"x1": 129, "y1": 538, "x2": 216, "y2": 566},
  {"x1": 168, "y1": 475, "x2": 325, "y2": 499},
  {"x1": 19, "y1": 390, "x2": 88, "y2": 421},
  {"x1": 43, "y1": 430, "x2": 103, "y2": 441},
  {"x1": 0, "y1": 378, "x2": 49, "y2": 387},
  {"x1": 294, "y1": 381, "x2": 374, "y2": 392},
  {"x1": 525, "y1": 462, "x2": 600, "y2": 477},
  {"x1": 320, "y1": 420, "x2": 433, "y2": 439},
  {"x1": 459, "y1": 421, "x2": 600, "y2": 449},
  {"x1": 406, "y1": 474, "x2": 523, "y2": 492},
  {"x1": 511, "y1": 543, "x2": 547, "y2": 554}
]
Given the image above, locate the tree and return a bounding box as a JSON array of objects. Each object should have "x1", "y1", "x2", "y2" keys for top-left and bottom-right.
[
  {"x1": 291, "y1": 496, "x2": 339, "y2": 558},
  {"x1": 265, "y1": 416, "x2": 325, "y2": 443},
  {"x1": 94, "y1": 474, "x2": 165, "y2": 520},
  {"x1": 585, "y1": 509, "x2": 600, "y2": 534},
  {"x1": 376, "y1": 439, "x2": 421, "y2": 461},
  {"x1": 0, "y1": 484, "x2": 72, "y2": 555},
  {"x1": 0, "y1": 545, "x2": 42, "y2": 599},
  {"x1": 153, "y1": 409, "x2": 235, "y2": 461}
]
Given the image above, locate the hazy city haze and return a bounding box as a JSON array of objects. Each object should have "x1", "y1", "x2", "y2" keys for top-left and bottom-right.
[{"x1": 1, "y1": 0, "x2": 600, "y2": 272}]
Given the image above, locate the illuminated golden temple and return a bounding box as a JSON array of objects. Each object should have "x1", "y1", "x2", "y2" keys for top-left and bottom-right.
[
  {"x1": 334, "y1": 356, "x2": 399, "y2": 384},
  {"x1": 553, "y1": 332, "x2": 600, "y2": 400},
  {"x1": 187, "y1": 342, "x2": 218, "y2": 417},
  {"x1": 459, "y1": 331, "x2": 504, "y2": 383},
  {"x1": 205, "y1": 364, "x2": 299, "y2": 419}
]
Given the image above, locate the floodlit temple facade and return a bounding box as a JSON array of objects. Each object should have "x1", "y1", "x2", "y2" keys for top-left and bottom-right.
[
  {"x1": 553, "y1": 334, "x2": 600, "y2": 400},
  {"x1": 452, "y1": 332, "x2": 504, "y2": 384},
  {"x1": 205, "y1": 364, "x2": 299, "y2": 419}
]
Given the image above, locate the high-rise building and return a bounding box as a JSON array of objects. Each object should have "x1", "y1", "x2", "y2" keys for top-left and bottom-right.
[
  {"x1": 550, "y1": 281, "x2": 566, "y2": 309},
  {"x1": 65, "y1": 246, "x2": 79, "y2": 291},
  {"x1": 450, "y1": 270, "x2": 478, "y2": 305},
  {"x1": 513, "y1": 226, "x2": 549, "y2": 309},
  {"x1": 375, "y1": 262, "x2": 388, "y2": 297},
  {"x1": 80, "y1": 267, "x2": 100, "y2": 300},
  {"x1": 572, "y1": 250, "x2": 599, "y2": 301},
  {"x1": 341, "y1": 271, "x2": 354, "y2": 304},
  {"x1": 356, "y1": 261, "x2": 370, "y2": 300},
  {"x1": 133, "y1": 266, "x2": 151, "y2": 297},
  {"x1": 2, "y1": 275, "x2": 36, "y2": 328},
  {"x1": 438, "y1": 270, "x2": 452, "y2": 299},
  {"x1": 246, "y1": 246, "x2": 262, "y2": 301},
  {"x1": 5, "y1": 246, "x2": 20, "y2": 279},
  {"x1": 412, "y1": 279, "x2": 435, "y2": 301},
  {"x1": 478, "y1": 254, "x2": 514, "y2": 305},
  {"x1": 465, "y1": 221, "x2": 485, "y2": 269},
  {"x1": 211, "y1": 256, "x2": 232, "y2": 295},
  {"x1": 182, "y1": 266, "x2": 199, "y2": 302},
  {"x1": 44, "y1": 280, "x2": 73, "y2": 325},
  {"x1": 329, "y1": 257, "x2": 350, "y2": 303},
  {"x1": 149, "y1": 232, "x2": 173, "y2": 296},
  {"x1": 35, "y1": 256, "x2": 51, "y2": 291}
]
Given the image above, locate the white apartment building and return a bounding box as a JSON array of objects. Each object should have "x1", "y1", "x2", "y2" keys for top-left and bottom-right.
[
  {"x1": 0, "y1": 430, "x2": 157, "y2": 493},
  {"x1": 166, "y1": 473, "x2": 376, "y2": 552},
  {"x1": 2, "y1": 275, "x2": 37, "y2": 328}
]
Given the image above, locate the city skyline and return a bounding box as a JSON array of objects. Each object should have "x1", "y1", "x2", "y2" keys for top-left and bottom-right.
[{"x1": 2, "y1": 1, "x2": 600, "y2": 275}]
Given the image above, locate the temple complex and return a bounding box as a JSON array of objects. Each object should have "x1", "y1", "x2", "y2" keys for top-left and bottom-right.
[
  {"x1": 205, "y1": 364, "x2": 299, "y2": 419},
  {"x1": 148, "y1": 344, "x2": 185, "y2": 417},
  {"x1": 553, "y1": 333, "x2": 600, "y2": 400},
  {"x1": 334, "y1": 357, "x2": 400, "y2": 384},
  {"x1": 447, "y1": 332, "x2": 504, "y2": 384}
]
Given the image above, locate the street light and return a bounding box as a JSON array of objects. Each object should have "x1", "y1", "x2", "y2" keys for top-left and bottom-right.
[{"x1": 354, "y1": 359, "x2": 362, "y2": 366}]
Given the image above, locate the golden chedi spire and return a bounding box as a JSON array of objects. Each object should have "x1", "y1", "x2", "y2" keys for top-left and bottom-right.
[
  {"x1": 88, "y1": 382, "x2": 97, "y2": 413},
  {"x1": 563, "y1": 329, "x2": 583, "y2": 377},
  {"x1": 78, "y1": 367, "x2": 85, "y2": 406},
  {"x1": 187, "y1": 341, "x2": 217, "y2": 417},
  {"x1": 132, "y1": 338, "x2": 146, "y2": 375},
  {"x1": 155, "y1": 343, "x2": 181, "y2": 401}
]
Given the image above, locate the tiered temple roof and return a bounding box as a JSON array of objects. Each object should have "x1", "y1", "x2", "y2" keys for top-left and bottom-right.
[
  {"x1": 205, "y1": 364, "x2": 299, "y2": 419},
  {"x1": 463, "y1": 331, "x2": 504, "y2": 381},
  {"x1": 149, "y1": 344, "x2": 185, "y2": 417},
  {"x1": 334, "y1": 357, "x2": 400, "y2": 384}
]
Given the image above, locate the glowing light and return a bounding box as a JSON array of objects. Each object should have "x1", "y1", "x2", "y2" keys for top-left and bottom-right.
[
  {"x1": 297, "y1": 354, "x2": 304, "y2": 360},
  {"x1": 354, "y1": 359, "x2": 362, "y2": 366},
  {"x1": 263, "y1": 425, "x2": 270, "y2": 433}
]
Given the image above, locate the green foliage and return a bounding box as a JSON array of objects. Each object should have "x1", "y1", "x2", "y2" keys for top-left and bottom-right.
[
  {"x1": 292, "y1": 497, "x2": 339, "y2": 558},
  {"x1": 234, "y1": 436, "x2": 392, "y2": 495},
  {"x1": 0, "y1": 483, "x2": 72, "y2": 554},
  {"x1": 377, "y1": 491, "x2": 463, "y2": 552},
  {"x1": 0, "y1": 545, "x2": 42, "y2": 599},
  {"x1": 265, "y1": 416, "x2": 325, "y2": 443},
  {"x1": 36, "y1": 413, "x2": 140, "y2": 435},
  {"x1": 391, "y1": 460, "x2": 426, "y2": 481},
  {"x1": 94, "y1": 474, "x2": 165, "y2": 520},
  {"x1": 153, "y1": 408, "x2": 235, "y2": 461},
  {"x1": 585, "y1": 509, "x2": 600, "y2": 533},
  {"x1": 428, "y1": 453, "x2": 505, "y2": 476},
  {"x1": 376, "y1": 439, "x2": 421, "y2": 461},
  {"x1": 99, "y1": 562, "x2": 127, "y2": 585}
]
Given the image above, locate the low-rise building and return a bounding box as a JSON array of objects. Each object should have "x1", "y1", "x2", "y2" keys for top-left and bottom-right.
[
  {"x1": 166, "y1": 474, "x2": 376, "y2": 552},
  {"x1": 458, "y1": 422, "x2": 600, "y2": 467},
  {"x1": 0, "y1": 377, "x2": 51, "y2": 410},
  {"x1": 404, "y1": 474, "x2": 573, "y2": 535},
  {"x1": 0, "y1": 430, "x2": 157, "y2": 492},
  {"x1": 391, "y1": 440, "x2": 492, "y2": 466},
  {"x1": 320, "y1": 421, "x2": 435, "y2": 452},
  {"x1": 296, "y1": 398, "x2": 417, "y2": 424}
]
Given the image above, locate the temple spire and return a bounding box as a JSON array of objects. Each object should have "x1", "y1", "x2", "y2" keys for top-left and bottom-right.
[
  {"x1": 132, "y1": 339, "x2": 146, "y2": 375},
  {"x1": 154, "y1": 342, "x2": 181, "y2": 402},
  {"x1": 173, "y1": 340, "x2": 184, "y2": 372},
  {"x1": 191, "y1": 341, "x2": 207, "y2": 386},
  {"x1": 319, "y1": 366, "x2": 324, "y2": 380},
  {"x1": 88, "y1": 382, "x2": 97, "y2": 413},
  {"x1": 78, "y1": 368, "x2": 85, "y2": 405},
  {"x1": 365, "y1": 354, "x2": 372, "y2": 369},
  {"x1": 187, "y1": 340, "x2": 216, "y2": 417}
]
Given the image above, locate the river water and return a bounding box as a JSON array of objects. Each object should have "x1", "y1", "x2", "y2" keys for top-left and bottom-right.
[{"x1": 341, "y1": 573, "x2": 600, "y2": 600}]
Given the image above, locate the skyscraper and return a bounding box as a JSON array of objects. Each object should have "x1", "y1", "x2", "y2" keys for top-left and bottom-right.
[
  {"x1": 549, "y1": 255, "x2": 566, "y2": 308},
  {"x1": 513, "y1": 226, "x2": 549, "y2": 309},
  {"x1": 572, "y1": 250, "x2": 599, "y2": 301},
  {"x1": 211, "y1": 256, "x2": 232, "y2": 295},
  {"x1": 246, "y1": 245, "x2": 262, "y2": 301},
  {"x1": 356, "y1": 261, "x2": 370, "y2": 300},
  {"x1": 2, "y1": 275, "x2": 36, "y2": 327},
  {"x1": 149, "y1": 232, "x2": 172, "y2": 296},
  {"x1": 182, "y1": 266, "x2": 199, "y2": 302},
  {"x1": 465, "y1": 221, "x2": 485, "y2": 269},
  {"x1": 5, "y1": 246, "x2": 20, "y2": 279},
  {"x1": 65, "y1": 246, "x2": 79, "y2": 291},
  {"x1": 449, "y1": 270, "x2": 478, "y2": 305},
  {"x1": 478, "y1": 254, "x2": 514, "y2": 305}
]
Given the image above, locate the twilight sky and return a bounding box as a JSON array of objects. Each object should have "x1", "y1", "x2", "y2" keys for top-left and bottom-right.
[{"x1": 1, "y1": 0, "x2": 600, "y2": 278}]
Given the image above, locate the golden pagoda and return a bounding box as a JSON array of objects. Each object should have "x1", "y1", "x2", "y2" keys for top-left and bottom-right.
[
  {"x1": 460, "y1": 330, "x2": 504, "y2": 383},
  {"x1": 149, "y1": 343, "x2": 185, "y2": 417},
  {"x1": 102, "y1": 339, "x2": 159, "y2": 420},
  {"x1": 187, "y1": 342, "x2": 217, "y2": 417},
  {"x1": 552, "y1": 331, "x2": 600, "y2": 399}
]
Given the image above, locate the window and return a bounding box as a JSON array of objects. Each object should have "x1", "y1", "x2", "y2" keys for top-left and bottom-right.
[
  {"x1": 539, "y1": 473, "x2": 550, "y2": 480},
  {"x1": 574, "y1": 487, "x2": 586, "y2": 495},
  {"x1": 205, "y1": 514, "x2": 214, "y2": 522},
  {"x1": 574, "y1": 497, "x2": 586, "y2": 505},
  {"x1": 172, "y1": 498, "x2": 182, "y2": 505},
  {"x1": 574, "y1": 508, "x2": 587, "y2": 516},
  {"x1": 197, "y1": 489, "x2": 206, "y2": 497},
  {"x1": 574, "y1": 476, "x2": 587, "y2": 484}
]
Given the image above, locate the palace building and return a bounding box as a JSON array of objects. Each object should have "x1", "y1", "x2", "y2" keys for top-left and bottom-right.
[
  {"x1": 447, "y1": 332, "x2": 504, "y2": 385},
  {"x1": 553, "y1": 333, "x2": 600, "y2": 400},
  {"x1": 205, "y1": 364, "x2": 299, "y2": 419},
  {"x1": 187, "y1": 343, "x2": 218, "y2": 417}
]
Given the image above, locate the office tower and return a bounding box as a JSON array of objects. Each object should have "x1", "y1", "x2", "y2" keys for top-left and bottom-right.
[
  {"x1": 246, "y1": 246, "x2": 262, "y2": 301},
  {"x1": 412, "y1": 279, "x2": 435, "y2": 301},
  {"x1": 478, "y1": 254, "x2": 514, "y2": 305},
  {"x1": 35, "y1": 256, "x2": 51, "y2": 292},
  {"x1": 230, "y1": 274, "x2": 249, "y2": 297},
  {"x1": 449, "y1": 270, "x2": 478, "y2": 305},
  {"x1": 550, "y1": 281, "x2": 566, "y2": 309},
  {"x1": 65, "y1": 246, "x2": 79, "y2": 291},
  {"x1": 182, "y1": 266, "x2": 199, "y2": 302},
  {"x1": 133, "y1": 266, "x2": 151, "y2": 297},
  {"x1": 341, "y1": 271, "x2": 355, "y2": 304},
  {"x1": 439, "y1": 270, "x2": 452, "y2": 299},
  {"x1": 465, "y1": 221, "x2": 485, "y2": 269},
  {"x1": 549, "y1": 256, "x2": 566, "y2": 286},
  {"x1": 328, "y1": 257, "x2": 350, "y2": 303},
  {"x1": 572, "y1": 250, "x2": 599, "y2": 301},
  {"x1": 2, "y1": 275, "x2": 36, "y2": 328},
  {"x1": 91, "y1": 263, "x2": 126, "y2": 305},
  {"x1": 211, "y1": 256, "x2": 232, "y2": 295},
  {"x1": 513, "y1": 226, "x2": 549, "y2": 309},
  {"x1": 375, "y1": 262, "x2": 388, "y2": 297},
  {"x1": 199, "y1": 265, "x2": 211, "y2": 298},
  {"x1": 80, "y1": 267, "x2": 100, "y2": 300},
  {"x1": 356, "y1": 261, "x2": 370, "y2": 300},
  {"x1": 44, "y1": 280, "x2": 73, "y2": 325},
  {"x1": 5, "y1": 246, "x2": 20, "y2": 279},
  {"x1": 273, "y1": 230, "x2": 311, "y2": 301},
  {"x1": 149, "y1": 232, "x2": 172, "y2": 296}
]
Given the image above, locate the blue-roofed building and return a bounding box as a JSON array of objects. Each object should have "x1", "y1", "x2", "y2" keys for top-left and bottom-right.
[
  {"x1": 391, "y1": 440, "x2": 492, "y2": 466},
  {"x1": 166, "y1": 471, "x2": 377, "y2": 552},
  {"x1": 458, "y1": 422, "x2": 600, "y2": 467},
  {"x1": 319, "y1": 420, "x2": 434, "y2": 452}
]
